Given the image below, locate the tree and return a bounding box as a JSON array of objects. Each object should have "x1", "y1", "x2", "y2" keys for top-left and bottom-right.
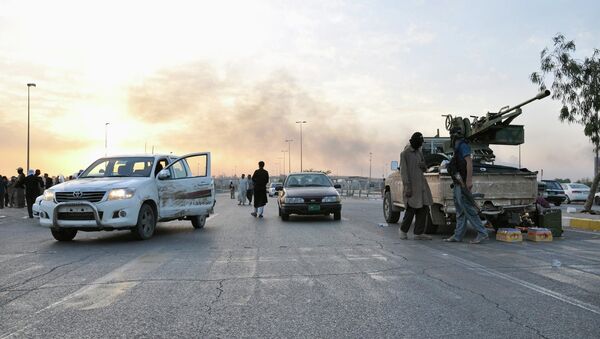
[{"x1": 530, "y1": 34, "x2": 600, "y2": 212}]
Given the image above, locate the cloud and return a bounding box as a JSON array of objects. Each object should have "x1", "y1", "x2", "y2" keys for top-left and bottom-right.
[{"x1": 127, "y1": 64, "x2": 399, "y2": 175}]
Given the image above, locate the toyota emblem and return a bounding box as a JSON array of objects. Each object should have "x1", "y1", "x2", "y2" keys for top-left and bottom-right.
[{"x1": 73, "y1": 191, "x2": 82, "y2": 198}]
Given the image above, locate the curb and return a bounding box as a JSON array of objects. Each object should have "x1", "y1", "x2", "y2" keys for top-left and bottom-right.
[{"x1": 570, "y1": 218, "x2": 600, "y2": 231}]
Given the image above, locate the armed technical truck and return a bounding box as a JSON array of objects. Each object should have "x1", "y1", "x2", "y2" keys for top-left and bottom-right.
[{"x1": 384, "y1": 90, "x2": 550, "y2": 233}]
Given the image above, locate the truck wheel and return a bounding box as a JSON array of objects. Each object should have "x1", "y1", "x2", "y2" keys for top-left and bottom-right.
[
  {"x1": 131, "y1": 203, "x2": 156, "y2": 240},
  {"x1": 191, "y1": 215, "x2": 206, "y2": 229},
  {"x1": 333, "y1": 211, "x2": 341, "y2": 221},
  {"x1": 51, "y1": 228, "x2": 77, "y2": 241},
  {"x1": 595, "y1": 196, "x2": 600, "y2": 206},
  {"x1": 383, "y1": 191, "x2": 400, "y2": 223},
  {"x1": 281, "y1": 211, "x2": 289, "y2": 221}
]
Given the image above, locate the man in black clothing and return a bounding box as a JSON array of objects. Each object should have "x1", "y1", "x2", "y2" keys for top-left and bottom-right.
[
  {"x1": 24, "y1": 170, "x2": 42, "y2": 218},
  {"x1": 251, "y1": 161, "x2": 269, "y2": 218},
  {"x1": 15, "y1": 168, "x2": 26, "y2": 208},
  {"x1": 43, "y1": 173, "x2": 53, "y2": 189}
]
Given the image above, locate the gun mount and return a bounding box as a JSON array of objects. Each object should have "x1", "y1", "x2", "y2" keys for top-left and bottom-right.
[{"x1": 440, "y1": 90, "x2": 551, "y2": 162}]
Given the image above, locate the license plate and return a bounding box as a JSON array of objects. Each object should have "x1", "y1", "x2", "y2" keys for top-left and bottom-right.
[
  {"x1": 308, "y1": 204, "x2": 320, "y2": 212},
  {"x1": 58, "y1": 205, "x2": 93, "y2": 213}
]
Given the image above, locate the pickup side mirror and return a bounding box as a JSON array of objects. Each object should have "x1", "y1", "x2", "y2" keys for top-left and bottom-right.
[
  {"x1": 157, "y1": 169, "x2": 171, "y2": 180},
  {"x1": 391, "y1": 160, "x2": 399, "y2": 171},
  {"x1": 275, "y1": 186, "x2": 283, "y2": 191},
  {"x1": 333, "y1": 184, "x2": 341, "y2": 189}
]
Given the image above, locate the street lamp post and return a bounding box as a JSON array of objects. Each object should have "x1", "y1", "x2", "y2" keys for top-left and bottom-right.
[
  {"x1": 26, "y1": 83, "x2": 36, "y2": 171},
  {"x1": 105, "y1": 123, "x2": 110, "y2": 156},
  {"x1": 295, "y1": 121, "x2": 307, "y2": 171},
  {"x1": 281, "y1": 150, "x2": 288, "y2": 176},
  {"x1": 368, "y1": 152, "x2": 372, "y2": 197},
  {"x1": 285, "y1": 139, "x2": 293, "y2": 174}
]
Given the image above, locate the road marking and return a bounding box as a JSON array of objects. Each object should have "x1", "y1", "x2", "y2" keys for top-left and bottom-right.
[
  {"x1": 341, "y1": 217, "x2": 350, "y2": 221},
  {"x1": 440, "y1": 251, "x2": 600, "y2": 316},
  {"x1": 38, "y1": 251, "x2": 172, "y2": 313}
]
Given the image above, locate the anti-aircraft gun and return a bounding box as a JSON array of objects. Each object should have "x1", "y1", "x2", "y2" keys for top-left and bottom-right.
[{"x1": 439, "y1": 90, "x2": 551, "y2": 163}]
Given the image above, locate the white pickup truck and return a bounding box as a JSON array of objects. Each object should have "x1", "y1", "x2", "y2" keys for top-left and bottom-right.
[{"x1": 38, "y1": 152, "x2": 215, "y2": 241}]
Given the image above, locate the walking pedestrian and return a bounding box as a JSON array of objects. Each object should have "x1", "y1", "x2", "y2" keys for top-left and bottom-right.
[
  {"x1": 399, "y1": 132, "x2": 433, "y2": 240},
  {"x1": 251, "y1": 161, "x2": 269, "y2": 218},
  {"x1": 238, "y1": 174, "x2": 248, "y2": 205},
  {"x1": 246, "y1": 174, "x2": 254, "y2": 205},
  {"x1": 24, "y1": 170, "x2": 42, "y2": 218},
  {"x1": 444, "y1": 127, "x2": 489, "y2": 244},
  {"x1": 15, "y1": 168, "x2": 26, "y2": 208},
  {"x1": 229, "y1": 181, "x2": 235, "y2": 199}
]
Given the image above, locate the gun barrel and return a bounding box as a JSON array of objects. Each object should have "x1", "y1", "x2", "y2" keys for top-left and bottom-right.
[{"x1": 499, "y1": 90, "x2": 551, "y2": 115}]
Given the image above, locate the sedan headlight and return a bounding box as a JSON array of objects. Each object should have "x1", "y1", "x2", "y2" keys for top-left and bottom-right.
[
  {"x1": 108, "y1": 188, "x2": 136, "y2": 200},
  {"x1": 322, "y1": 195, "x2": 341, "y2": 203},
  {"x1": 42, "y1": 190, "x2": 55, "y2": 201},
  {"x1": 284, "y1": 197, "x2": 304, "y2": 204}
]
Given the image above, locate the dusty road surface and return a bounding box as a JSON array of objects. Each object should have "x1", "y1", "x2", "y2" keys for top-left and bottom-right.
[{"x1": 1, "y1": 194, "x2": 599, "y2": 338}]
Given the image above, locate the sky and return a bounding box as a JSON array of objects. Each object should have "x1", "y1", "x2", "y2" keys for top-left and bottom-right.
[{"x1": 0, "y1": 0, "x2": 599, "y2": 180}]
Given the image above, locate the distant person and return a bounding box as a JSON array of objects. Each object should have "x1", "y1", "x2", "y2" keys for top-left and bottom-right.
[
  {"x1": 246, "y1": 174, "x2": 254, "y2": 205},
  {"x1": 7, "y1": 177, "x2": 17, "y2": 207},
  {"x1": 35, "y1": 169, "x2": 44, "y2": 192},
  {"x1": 238, "y1": 174, "x2": 248, "y2": 205},
  {"x1": 15, "y1": 167, "x2": 26, "y2": 208},
  {"x1": 229, "y1": 181, "x2": 235, "y2": 199},
  {"x1": 444, "y1": 127, "x2": 489, "y2": 244},
  {"x1": 24, "y1": 170, "x2": 42, "y2": 218},
  {"x1": 399, "y1": 132, "x2": 433, "y2": 240},
  {"x1": 2, "y1": 176, "x2": 8, "y2": 208},
  {"x1": 0, "y1": 175, "x2": 5, "y2": 209},
  {"x1": 251, "y1": 161, "x2": 269, "y2": 218},
  {"x1": 43, "y1": 173, "x2": 54, "y2": 189}
]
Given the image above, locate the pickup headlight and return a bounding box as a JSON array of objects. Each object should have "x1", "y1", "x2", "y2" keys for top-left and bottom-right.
[
  {"x1": 284, "y1": 197, "x2": 304, "y2": 204},
  {"x1": 42, "y1": 190, "x2": 55, "y2": 201},
  {"x1": 108, "y1": 188, "x2": 136, "y2": 200},
  {"x1": 322, "y1": 195, "x2": 341, "y2": 203}
]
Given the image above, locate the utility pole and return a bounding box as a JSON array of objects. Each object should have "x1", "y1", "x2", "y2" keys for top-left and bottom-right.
[
  {"x1": 285, "y1": 139, "x2": 293, "y2": 174},
  {"x1": 296, "y1": 121, "x2": 307, "y2": 171},
  {"x1": 26, "y1": 83, "x2": 36, "y2": 171},
  {"x1": 105, "y1": 122, "x2": 110, "y2": 157},
  {"x1": 367, "y1": 152, "x2": 372, "y2": 197},
  {"x1": 281, "y1": 150, "x2": 288, "y2": 176}
]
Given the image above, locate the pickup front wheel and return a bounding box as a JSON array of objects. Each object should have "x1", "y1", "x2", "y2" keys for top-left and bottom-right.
[
  {"x1": 51, "y1": 228, "x2": 77, "y2": 241},
  {"x1": 131, "y1": 203, "x2": 156, "y2": 240},
  {"x1": 383, "y1": 191, "x2": 400, "y2": 223},
  {"x1": 191, "y1": 215, "x2": 206, "y2": 229}
]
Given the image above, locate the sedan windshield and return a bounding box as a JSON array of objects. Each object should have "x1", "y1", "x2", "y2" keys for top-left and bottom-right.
[
  {"x1": 80, "y1": 157, "x2": 155, "y2": 178},
  {"x1": 285, "y1": 174, "x2": 332, "y2": 187}
]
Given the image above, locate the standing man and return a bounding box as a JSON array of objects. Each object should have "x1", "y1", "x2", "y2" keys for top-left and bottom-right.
[
  {"x1": 0, "y1": 175, "x2": 5, "y2": 209},
  {"x1": 229, "y1": 181, "x2": 235, "y2": 199},
  {"x1": 399, "y1": 132, "x2": 433, "y2": 240},
  {"x1": 444, "y1": 127, "x2": 489, "y2": 244},
  {"x1": 251, "y1": 161, "x2": 269, "y2": 218},
  {"x1": 24, "y1": 170, "x2": 41, "y2": 218},
  {"x1": 44, "y1": 173, "x2": 54, "y2": 189},
  {"x1": 15, "y1": 168, "x2": 26, "y2": 208},
  {"x1": 237, "y1": 174, "x2": 248, "y2": 205}
]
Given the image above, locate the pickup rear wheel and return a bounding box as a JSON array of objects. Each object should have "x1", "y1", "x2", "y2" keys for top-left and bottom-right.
[
  {"x1": 51, "y1": 228, "x2": 77, "y2": 241},
  {"x1": 383, "y1": 191, "x2": 400, "y2": 223},
  {"x1": 191, "y1": 215, "x2": 206, "y2": 229},
  {"x1": 132, "y1": 203, "x2": 156, "y2": 240}
]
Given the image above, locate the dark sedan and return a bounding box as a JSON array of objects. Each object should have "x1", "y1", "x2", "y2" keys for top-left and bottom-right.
[
  {"x1": 277, "y1": 172, "x2": 342, "y2": 221},
  {"x1": 541, "y1": 180, "x2": 567, "y2": 206}
]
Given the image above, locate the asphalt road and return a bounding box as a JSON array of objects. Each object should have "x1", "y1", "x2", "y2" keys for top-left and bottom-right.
[{"x1": 1, "y1": 194, "x2": 599, "y2": 338}]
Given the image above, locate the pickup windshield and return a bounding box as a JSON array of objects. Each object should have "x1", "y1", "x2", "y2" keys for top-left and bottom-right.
[
  {"x1": 80, "y1": 157, "x2": 155, "y2": 178},
  {"x1": 285, "y1": 174, "x2": 332, "y2": 187}
]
